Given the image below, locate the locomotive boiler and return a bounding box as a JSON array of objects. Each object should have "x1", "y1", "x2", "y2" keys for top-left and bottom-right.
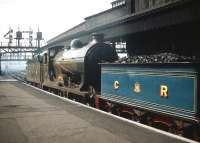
[{"x1": 54, "y1": 33, "x2": 117, "y2": 92}]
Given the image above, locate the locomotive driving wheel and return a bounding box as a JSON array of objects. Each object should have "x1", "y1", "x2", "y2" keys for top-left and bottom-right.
[{"x1": 88, "y1": 85, "x2": 96, "y2": 107}]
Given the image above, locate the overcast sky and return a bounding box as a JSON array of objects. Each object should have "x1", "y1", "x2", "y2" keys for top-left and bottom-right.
[{"x1": 0, "y1": 0, "x2": 113, "y2": 43}]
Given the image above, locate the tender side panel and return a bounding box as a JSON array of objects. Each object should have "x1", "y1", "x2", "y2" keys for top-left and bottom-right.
[{"x1": 101, "y1": 64, "x2": 198, "y2": 121}]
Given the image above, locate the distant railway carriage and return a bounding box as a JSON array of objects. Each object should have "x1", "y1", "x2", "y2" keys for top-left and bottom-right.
[{"x1": 26, "y1": 60, "x2": 41, "y2": 86}]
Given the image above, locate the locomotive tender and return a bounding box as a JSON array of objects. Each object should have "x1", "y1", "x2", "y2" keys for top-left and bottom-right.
[{"x1": 101, "y1": 63, "x2": 199, "y2": 121}]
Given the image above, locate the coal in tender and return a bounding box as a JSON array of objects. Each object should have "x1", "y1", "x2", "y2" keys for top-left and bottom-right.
[{"x1": 117, "y1": 53, "x2": 198, "y2": 64}]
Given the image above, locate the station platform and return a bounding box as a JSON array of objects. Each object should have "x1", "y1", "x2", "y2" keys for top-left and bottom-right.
[{"x1": 0, "y1": 76, "x2": 195, "y2": 143}]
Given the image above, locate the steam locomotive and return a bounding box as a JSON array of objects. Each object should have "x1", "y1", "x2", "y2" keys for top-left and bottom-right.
[
  {"x1": 26, "y1": 33, "x2": 117, "y2": 96},
  {"x1": 26, "y1": 33, "x2": 200, "y2": 140}
]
